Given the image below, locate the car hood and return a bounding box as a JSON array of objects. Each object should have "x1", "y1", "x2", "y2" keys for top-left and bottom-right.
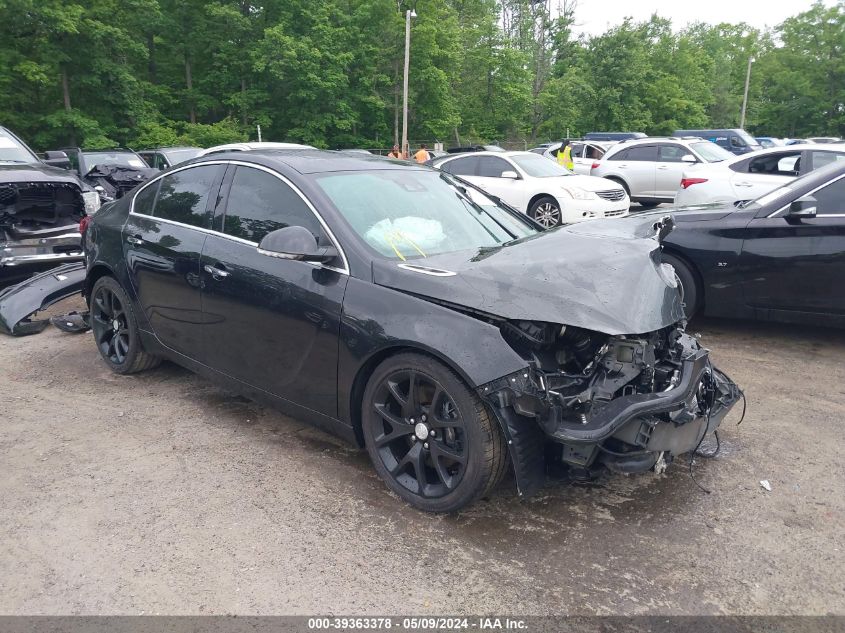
[
  {"x1": 371, "y1": 214, "x2": 684, "y2": 336},
  {"x1": 664, "y1": 202, "x2": 737, "y2": 222},
  {"x1": 0, "y1": 162, "x2": 83, "y2": 186}
]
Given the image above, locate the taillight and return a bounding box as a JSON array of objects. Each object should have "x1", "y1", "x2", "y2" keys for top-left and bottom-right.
[
  {"x1": 79, "y1": 215, "x2": 91, "y2": 235},
  {"x1": 590, "y1": 162, "x2": 601, "y2": 171},
  {"x1": 680, "y1": 177, "x2": 708, "y2": 189}
]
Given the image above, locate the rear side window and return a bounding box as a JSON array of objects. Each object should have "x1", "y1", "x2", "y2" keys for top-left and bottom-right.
[
  {"x1": 747, "y1": 152, "x2": 801, "y2": 175},
  {"x1": 133, "y1": 181, "x2": 160, "y2": 215},
  {"x1": 153, "y1": 165, "x2": 220, "y2": 228},
  {"x1": 222, "y1": 166, "x2": 326, "y2": 244},
  {"x1": 440, "y1": 156, "x2": 477, "y2": 176},
  {"x1": 612, "y1": 145, "x2": 656, "y2": 161}
]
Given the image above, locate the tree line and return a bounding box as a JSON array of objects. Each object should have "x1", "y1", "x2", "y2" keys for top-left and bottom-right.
[{"x1": 0, "y1": 0, "x2": 842, "y2": 151}]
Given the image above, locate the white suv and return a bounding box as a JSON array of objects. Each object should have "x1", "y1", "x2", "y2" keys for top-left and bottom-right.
[
  {"x1": 590, "y1": 137, "x2": 734, "y2": 207},
  {"x1": 430, "y1": 151, "x2": 629, "y2": 227}
]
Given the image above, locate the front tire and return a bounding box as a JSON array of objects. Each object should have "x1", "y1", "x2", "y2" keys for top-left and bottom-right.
[
  {"x1": 361, "y1": 353, "x2": 507, "y2": 512},
  {"x1": 529, "y1": 196, "x2": 563, "y2": 228},
  {"x1": 90, "y1": 276, "x2": 161, "y2": 374},
  {"x1": 662, "y1": 253, "x2": 700, "y2": 319}
]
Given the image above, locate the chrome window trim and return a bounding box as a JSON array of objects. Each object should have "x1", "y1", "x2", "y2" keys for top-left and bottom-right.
[
  {"x1": 129, "y1": 159, "x2": 350, "y2": 275},
  {"x1": 768, "y1": 173, "x2": 845, "y2": 218}
]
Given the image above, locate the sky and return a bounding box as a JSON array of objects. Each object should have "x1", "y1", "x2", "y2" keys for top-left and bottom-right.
[{"x1": 572, "y1": 0, "x2": 836, "y2": 36}]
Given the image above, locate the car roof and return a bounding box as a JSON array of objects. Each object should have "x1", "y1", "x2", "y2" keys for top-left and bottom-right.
[
  {"x1": 139, "y1": 146, "x2": 200, "y2": 152},
  {"x1": 194, "y1": 148, "x2": 426, "y2": 175},
  {"x1": 198, "y1": 142, "x2": 315, "y2": 156}
]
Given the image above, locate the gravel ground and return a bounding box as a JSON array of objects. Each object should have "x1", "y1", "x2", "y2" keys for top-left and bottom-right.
[{"x1": 1, "y1": 300, "x2": 843, "y2": 616}]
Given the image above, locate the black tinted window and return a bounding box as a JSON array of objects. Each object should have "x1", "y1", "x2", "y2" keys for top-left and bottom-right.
[
  {"x1": 441, "y1": 156, "x2": 477, "y2": 176},
  {"x1": 811, "y1": 176, "x2": 845, "y2": 215},
  {"x1": 658, "y1": 145, "x2": 688, "y2": 162},
  {"x1": 133, "y1": 181, "x2": 159, "y2": 215},
  {"x1": 618, "y1": 145, "x2": 657, "y2": 161},
  {"x1": 153, "y1": 165, "x2": 219, "y2": 227},
  {"x1": 477, "y1": 156, "x2": 511, "y2": 177},
  {"x1": 223, "y1": 167, "x2": 325, "y2": 243}
]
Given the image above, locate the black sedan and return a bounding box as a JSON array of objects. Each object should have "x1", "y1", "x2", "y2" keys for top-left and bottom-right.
[
  {"x1": 82, "y1": 150, "x2": 739, "y2": 512},
  {"x1": 661, "y1": 160, "x2": 845, "y2": 328}
]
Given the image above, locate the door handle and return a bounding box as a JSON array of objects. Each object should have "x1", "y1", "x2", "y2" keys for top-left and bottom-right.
[
  {"x1": 126, "y1": 235, "x2": 143, "y2": 245},
  {"x1": 735, "y1": 181, "x2": 753, "y2": 187},
  {"x1": 657, "y1": 165, "x2": 669, "y2": 170},
  {"x1": 203, "y1": 263, "x2": 230, "y2": 280},
  {"x1": 619, "y1": 164, "x2": 627, "y2": 169}
]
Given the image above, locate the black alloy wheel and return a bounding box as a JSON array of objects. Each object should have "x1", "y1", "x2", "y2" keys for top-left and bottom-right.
[
  {"x1": 90, "y1": 276, "x2": 161, "y2": 374},
  {"x1": 362, "y1": 353, "x2": 507, "y2": 512},
  {"x1": 529, "y1": 196, "x2": 563, "y2": 228}
]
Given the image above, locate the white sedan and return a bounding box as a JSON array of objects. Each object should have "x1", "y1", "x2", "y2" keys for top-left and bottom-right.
[
  {"x1": 674, "y1": 144, "x2": 845, "y2": 206},
  {"x1": 430, "y1": 151, "x2": 629, "y2": 227}
]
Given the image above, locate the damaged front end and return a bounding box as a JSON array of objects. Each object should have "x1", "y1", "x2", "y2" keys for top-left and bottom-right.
[
  {"x1": 0, "y1": 181, "x2": 94, "y2": 286},
  {"x1": 479, "y1": 320, "x2": 741, "y2": 495}
]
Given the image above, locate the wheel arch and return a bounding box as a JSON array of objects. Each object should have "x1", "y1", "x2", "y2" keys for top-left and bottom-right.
[
  {"x1": 604, "y1": 175, "x2": 631, "y2": 195},
  {"x1": 660, "y1": 246, "x2": 705, "y2": 312},
  {"x1": 84, "y1": 262, "x2": 117, "y2": 302}
]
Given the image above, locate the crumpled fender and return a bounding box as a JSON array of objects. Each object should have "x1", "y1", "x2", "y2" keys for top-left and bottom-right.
[{"x1": 0, "y1": 262, "x2": 85, "y2": 336}]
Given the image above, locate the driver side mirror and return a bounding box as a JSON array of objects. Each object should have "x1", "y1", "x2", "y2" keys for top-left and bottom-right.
[
  {"x1": 787, "y1": 195, "x2": 817, "y2": 219},
  {"x1": 500, "y1": 170, "x2": 519, "y2": 179},
  {"x1": 43, "y1": 150, "x2": 71, "y2": 169},
  {"x1": 257, "y1": 225, "x2": 338, "y2": 263},
  {"x1": 681, "y1": 154, "x2": 697, "y2": 163}
]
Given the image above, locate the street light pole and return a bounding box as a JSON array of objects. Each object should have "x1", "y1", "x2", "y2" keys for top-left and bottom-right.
[
  {"x1": 740, "y1": 56, "x2": 754, "y2": 129},
  {"x1": 401, "y1": 8, "x2": 411, "y2": 159}
]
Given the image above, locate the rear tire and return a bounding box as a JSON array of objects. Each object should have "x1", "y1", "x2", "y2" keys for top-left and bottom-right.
[
  {"x1": 361, "y1": 353, "x2": 507, "y2": 512},
  {"x1": 90, "y1": 276, "x2": 161, "y2": 374},
  {"x1": 662, "y1": 253, "x2": 700, "y2": 318}
]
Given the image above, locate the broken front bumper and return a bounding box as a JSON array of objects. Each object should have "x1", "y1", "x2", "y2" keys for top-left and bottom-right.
[
  {"x1": 1, "y1": 231, "x2": 83, "y2": 287},
  {"x1": 479, "y1": 348, "x2": 741, "y2": 496},
  {"x1": 0, "y1": 262, "x2": 86, "y2": 335}
]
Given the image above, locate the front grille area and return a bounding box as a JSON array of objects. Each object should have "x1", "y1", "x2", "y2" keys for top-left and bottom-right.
[
  {"x1": 605, "y1": 209, "x2": 627, "y2": 217},
  {"x1": 0, "y1": 183, "x2": 83, "y2": 225},
  {"x1": 596, "y1": 189, "x2": 626, "y2": 201}
]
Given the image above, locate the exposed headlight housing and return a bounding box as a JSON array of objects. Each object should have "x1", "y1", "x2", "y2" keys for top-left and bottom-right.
[
  {"x1": 82, "y1": 190, "x2": 102, "y2": 215},
  {"x1": 560, "y1": 187, "x2": 596, "y2": 201}
]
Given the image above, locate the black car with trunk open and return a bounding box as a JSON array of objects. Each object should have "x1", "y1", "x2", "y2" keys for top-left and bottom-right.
[{"x1": 80, "y1": 149, "x2": 740, "y2": 512}]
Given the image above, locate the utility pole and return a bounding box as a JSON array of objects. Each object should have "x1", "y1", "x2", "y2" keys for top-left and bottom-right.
[
  {"x1": 401, "y1": 8, "x2": 412, "y2": 159},
  {"x1": 740, "y1": 56, "x2": 754, "y2": 129}
]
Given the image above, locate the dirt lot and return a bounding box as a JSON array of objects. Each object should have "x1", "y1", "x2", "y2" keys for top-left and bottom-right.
[{"x1": 1, "y1": 301, "x2": 843, "y2": 616}]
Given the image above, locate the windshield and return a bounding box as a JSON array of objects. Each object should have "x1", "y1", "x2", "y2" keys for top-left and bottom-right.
[
  {"x1": 164, "y1": 148, "x2": 202, "y2": 164},
  {"x1": 509, "y1": 153, "x2": 572, "y2": 177},
  {"x1": 0, "y1": 130, "x2": 38, "y2": 163},
  {"x1": 690, "y1": 142, "x2": 734, "y2": 163},
  {"x1": 314, "y1": 169, "x2": 537, "y2": 260},
  {"x1": 84, "y1": 151, "x2": 147, "y2": 170}
]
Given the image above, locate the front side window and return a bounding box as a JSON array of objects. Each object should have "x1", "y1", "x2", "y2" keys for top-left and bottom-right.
[
  {"x1": 153, "y1": 165, "x2": 220, "y2": 228},
  {"x1": 477, "y1": 156, "x2": 512, "y2": 177},
  {"x1": 658, "y1": 144, "x2": 689, "y2": 162},
  {"x1": 810, "y1": 176, "x2": 845, "y2": 215},
  {"x1": 313, "y1": 170, "x2": 536, "y2": 260},
  {"x1": 440, "y1": 156, "x2": 477, "y2": 176},
  {"x1": 222, "y1": 166, "x2": 326, "y2": 244},
  {"x1": 809, "y1": 151, "x2": 845, "y2": 171}
]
